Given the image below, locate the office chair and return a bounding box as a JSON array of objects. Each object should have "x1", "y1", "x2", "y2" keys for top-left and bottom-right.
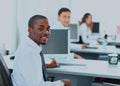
[
  {"x1": 0, "y1": 54, "x2": 13, "y2": 86},
  {"x1": 78, "y1": 36, "x2": 84, "y2": 44}
]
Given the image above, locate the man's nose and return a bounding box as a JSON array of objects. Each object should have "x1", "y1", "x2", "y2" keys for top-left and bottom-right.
[{"x1": 44, "y1": 30, "x2": 50, "y2": 36}]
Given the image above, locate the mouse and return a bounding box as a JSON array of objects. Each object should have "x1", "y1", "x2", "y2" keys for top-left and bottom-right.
[{"x1": 10, "y1": 56, "x2": 15, "y2": 60}]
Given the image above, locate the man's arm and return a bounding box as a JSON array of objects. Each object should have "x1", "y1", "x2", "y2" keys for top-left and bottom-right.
[{"x1": 18, "y1": 53, "x2": 64, "y2": 86}]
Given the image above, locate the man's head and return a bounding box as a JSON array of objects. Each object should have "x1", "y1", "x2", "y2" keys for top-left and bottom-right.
[
  {"x1": 58, "y1": 8, "x2": 71, "y2": 27},
  {"x1": 28, "y1": 15, "x2": 50, "y2": 45}
]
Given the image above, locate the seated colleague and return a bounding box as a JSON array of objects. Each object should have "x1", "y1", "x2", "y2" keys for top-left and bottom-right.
[
  {"x1": 116, "y1": 26, "x2": 120, "y2": 42},
  {"x1": 11, "y1": 15, "x2": 70, "y2": 86},
  {"x1": 53, "y1": 8, "x2": 86, "y2": 59},
  {"x1": 53, "y1": 8, "x2": 86, "y2": 49},
  {"x1": 79, "y1": 13, "x2": 99, "y2": 45},
  {"x1": 52, "y1": 8, "x2": 71, "y2": 29}
]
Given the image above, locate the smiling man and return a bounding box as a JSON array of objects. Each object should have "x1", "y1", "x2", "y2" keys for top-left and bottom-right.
[{"x1": 11, "y1": 15, "x2": 70, "y2": 86}]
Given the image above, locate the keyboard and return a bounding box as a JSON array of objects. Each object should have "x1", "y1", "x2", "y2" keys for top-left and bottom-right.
[{"x1": 58, "y1": 59, "x2": 87, "y2": 66}]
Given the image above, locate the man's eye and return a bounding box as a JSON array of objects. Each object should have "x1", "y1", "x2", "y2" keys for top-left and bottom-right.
[{"x1": 39, "y1": 28, "x2": 44, "y2": 31}]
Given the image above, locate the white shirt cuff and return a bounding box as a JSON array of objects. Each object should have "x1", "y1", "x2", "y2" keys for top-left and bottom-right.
[{"x1": 53, "y1": 80, "x2": 64, "y2": 86}]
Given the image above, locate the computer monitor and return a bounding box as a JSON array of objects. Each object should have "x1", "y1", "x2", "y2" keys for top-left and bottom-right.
[
  {"x1": 92, "y1": 22, "x2": 100, "y2": 33},
  {"x1": 68, "y1": 24, "x2": 79, "y2": 42},
  {"x1": 42, "y1": 29, "x2": 70, "y2": 57}
]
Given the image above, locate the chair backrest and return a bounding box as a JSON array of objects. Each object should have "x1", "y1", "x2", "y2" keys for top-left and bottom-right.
[
  {"x1": 0, "y1": 54, "x2": 13, "y2": 86},
  {"x1": 78, "y1": 36, "x2": 84, "y2": 44}
]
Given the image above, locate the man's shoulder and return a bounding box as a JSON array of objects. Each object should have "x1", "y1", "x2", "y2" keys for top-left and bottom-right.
[{"x1": 15, "y1": 42, "x2": 33, "y2": 57}]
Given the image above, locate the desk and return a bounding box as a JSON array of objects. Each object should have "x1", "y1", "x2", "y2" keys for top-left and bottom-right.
[
  {"x1": 4, "y1": 55, "x2": 14, "y2": 69},
  {"x1": 71, "y1": 44, "x2": 120, "y2": 60},
  {"x1": 71, "y1": 45, "x2": 120, "y2": 54},
  {"x1": 3, "y1": 56, "x2": 120, "y2": 86},
  {"x1": 48, "y1": 60, "x2": 120, "y2": 86},
  {"x1": 48, "y1": 60, "x2": 120, "y2": 79}
]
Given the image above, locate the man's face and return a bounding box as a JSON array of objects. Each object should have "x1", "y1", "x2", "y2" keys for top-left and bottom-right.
[
  {"x1": 28, "y1": 19, "x2": 50, "y2": 45},
  {"x1": 58, "y1": 12, "x2": 71, "y2": 27}
]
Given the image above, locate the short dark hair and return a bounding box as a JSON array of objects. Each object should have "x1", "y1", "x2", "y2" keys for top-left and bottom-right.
[
  {"x1": 58, "y1": 8, "x2": 71, "y2": 16},
  {"x1": 28, "y1": 15, "x2": 48, "y2": 28}
]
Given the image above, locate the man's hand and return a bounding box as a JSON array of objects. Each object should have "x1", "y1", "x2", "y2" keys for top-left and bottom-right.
[
  {"x1": 81, "y1": 44, "x2": 87, "y2": 49},
  {"x1": 75, "y1": 54, "x2": 84, "y2": 59},
  {"x1": 46, "y1": 58, "x2": 58, "y2": 68},
  {"x1": 61, "y1": 79, "x2": 71, "y2": 86}
]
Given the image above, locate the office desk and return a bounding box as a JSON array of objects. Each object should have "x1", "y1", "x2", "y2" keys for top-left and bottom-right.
[
  {"x1": 48, "y1": 60, "x2": 120, "y2": 86},
  {"x1": 3, "y1": 56, "x2": 120, "y2": 86},
  {"x1": 4, "y1": 56, "x2": 120, "y2": 79},
  {"x1": 71, "y1": 45, "x2": 120, "y2": 54},
  {"x1": 48, "y1": 60, "x2": 120, "y2": 79},
  {"x1": 4, "y1": 55, "x2": 14, "y2": 69},
  {"x1": 71, "y1": 44, "x2": 120, "y2": 60}
]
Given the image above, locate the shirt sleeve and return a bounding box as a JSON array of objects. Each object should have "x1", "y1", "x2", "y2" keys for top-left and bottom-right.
[
  {"x1": 17, "y1": 52, "x2": 64, "y2": 86},
  {"x1": 70, "y1": 43, "x2": 82, "y2": 50}
]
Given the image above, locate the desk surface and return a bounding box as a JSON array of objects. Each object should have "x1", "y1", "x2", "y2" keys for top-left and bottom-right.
[
  {"x1": 4, "y1": 55, "x2": 120, "y2": 79},
  {"x1": 48, "y1": 60, "x2": 120, "y2": 79},
  {"x1": 71, "y1": 44, "x2": 120, "y2": 54}
]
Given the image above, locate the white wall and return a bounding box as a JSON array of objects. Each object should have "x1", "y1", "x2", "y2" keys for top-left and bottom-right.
[
  {"x1": 0, "y1": 0, "x2": 17, "y2": 54},
  {"x1": 17, "y1": 0, "x2": 42, "y2": 45},
  {"x1": 39, "y1": 0, "x2": 70, "y2": 26},
  {"x1": 70, "y1": 0, "x2": 120, "y2": 35},
  {"x1": 20, "y1": 0, "x2": 119, "y2": 35}
]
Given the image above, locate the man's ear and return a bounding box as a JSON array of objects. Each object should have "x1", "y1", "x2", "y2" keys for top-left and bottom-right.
[{"x1": 28, "y1": 27, "x2": 33, "y2": 33}]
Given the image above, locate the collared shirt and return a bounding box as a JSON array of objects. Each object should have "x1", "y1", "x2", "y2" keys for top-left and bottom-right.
[
  {"x1": 51, "y1": 21, "x2": 68, "y2": 29},
  {"x1": 116, "y1": 34, "x2": 120, "y2": 42},
  {"x1": 70, "y1": 43, "x2": 82, "y2": 50},
  {"x1": 79, "y1": 23, "x2": 97, "y2": 44},
  {"x1": 11, "y1": 37, "x2": 64, "y2": 86}
]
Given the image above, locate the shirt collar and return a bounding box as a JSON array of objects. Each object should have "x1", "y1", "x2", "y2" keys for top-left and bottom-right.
[
  {"x1": 58, "y1": 21, "x2": 69, "y2": 29},
  {"x1": 25, "y1": 36, "x2": 42, "y2": 53}
]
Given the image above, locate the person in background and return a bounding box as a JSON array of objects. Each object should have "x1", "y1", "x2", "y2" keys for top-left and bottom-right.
[
  {"x1": 79, "y1": 13, "x2": 99, "y2": 45},
  {"x1": 52, "y1": 8, "x2": 71, "y2": 29},
  {"x1": 53, "y1": 8, "x2": 86, "y2": 59},
  {"x1": 116, "y1": 26, "x2": 120, "y2": 41},
  {"x1": 11, "y1": 15, "x2": 71, "y2": 86}
]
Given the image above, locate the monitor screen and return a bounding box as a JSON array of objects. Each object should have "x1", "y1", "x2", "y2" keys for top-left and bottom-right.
[
  {"x1": 42, "y1": 29, "x2": 69, "y2": 54},
  {"x1": 92, "y1": 22, "x2": 100, "y2": 33},
  {"x1": 68, "y1": 24, "x2": 79, "y2": 41}
]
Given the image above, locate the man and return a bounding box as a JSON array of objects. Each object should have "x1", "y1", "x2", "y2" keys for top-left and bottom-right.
[
  {"x1": 11, "y1": 15, "x2": 70, "y2": 86},
  {"x1": 52, "y1": 8, "x2": 71, "y2": 29},
  {"x1": 53, "y1": 8, "x2": 86, "y2": 59}
]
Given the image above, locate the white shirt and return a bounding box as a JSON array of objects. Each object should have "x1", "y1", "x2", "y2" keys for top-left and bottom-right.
[
  {"x1": 79, "y1": 23, "x2": 97, "y2": 44},
  {"x1": 51, "y1": 21, "x2": 68, "y2": 29},
  {"x1": 70, "y1": 43, "x2": 82, "y2": 50},
  {"x1": 11, "y1": 37, "x2": 64, "y2": 86}
]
